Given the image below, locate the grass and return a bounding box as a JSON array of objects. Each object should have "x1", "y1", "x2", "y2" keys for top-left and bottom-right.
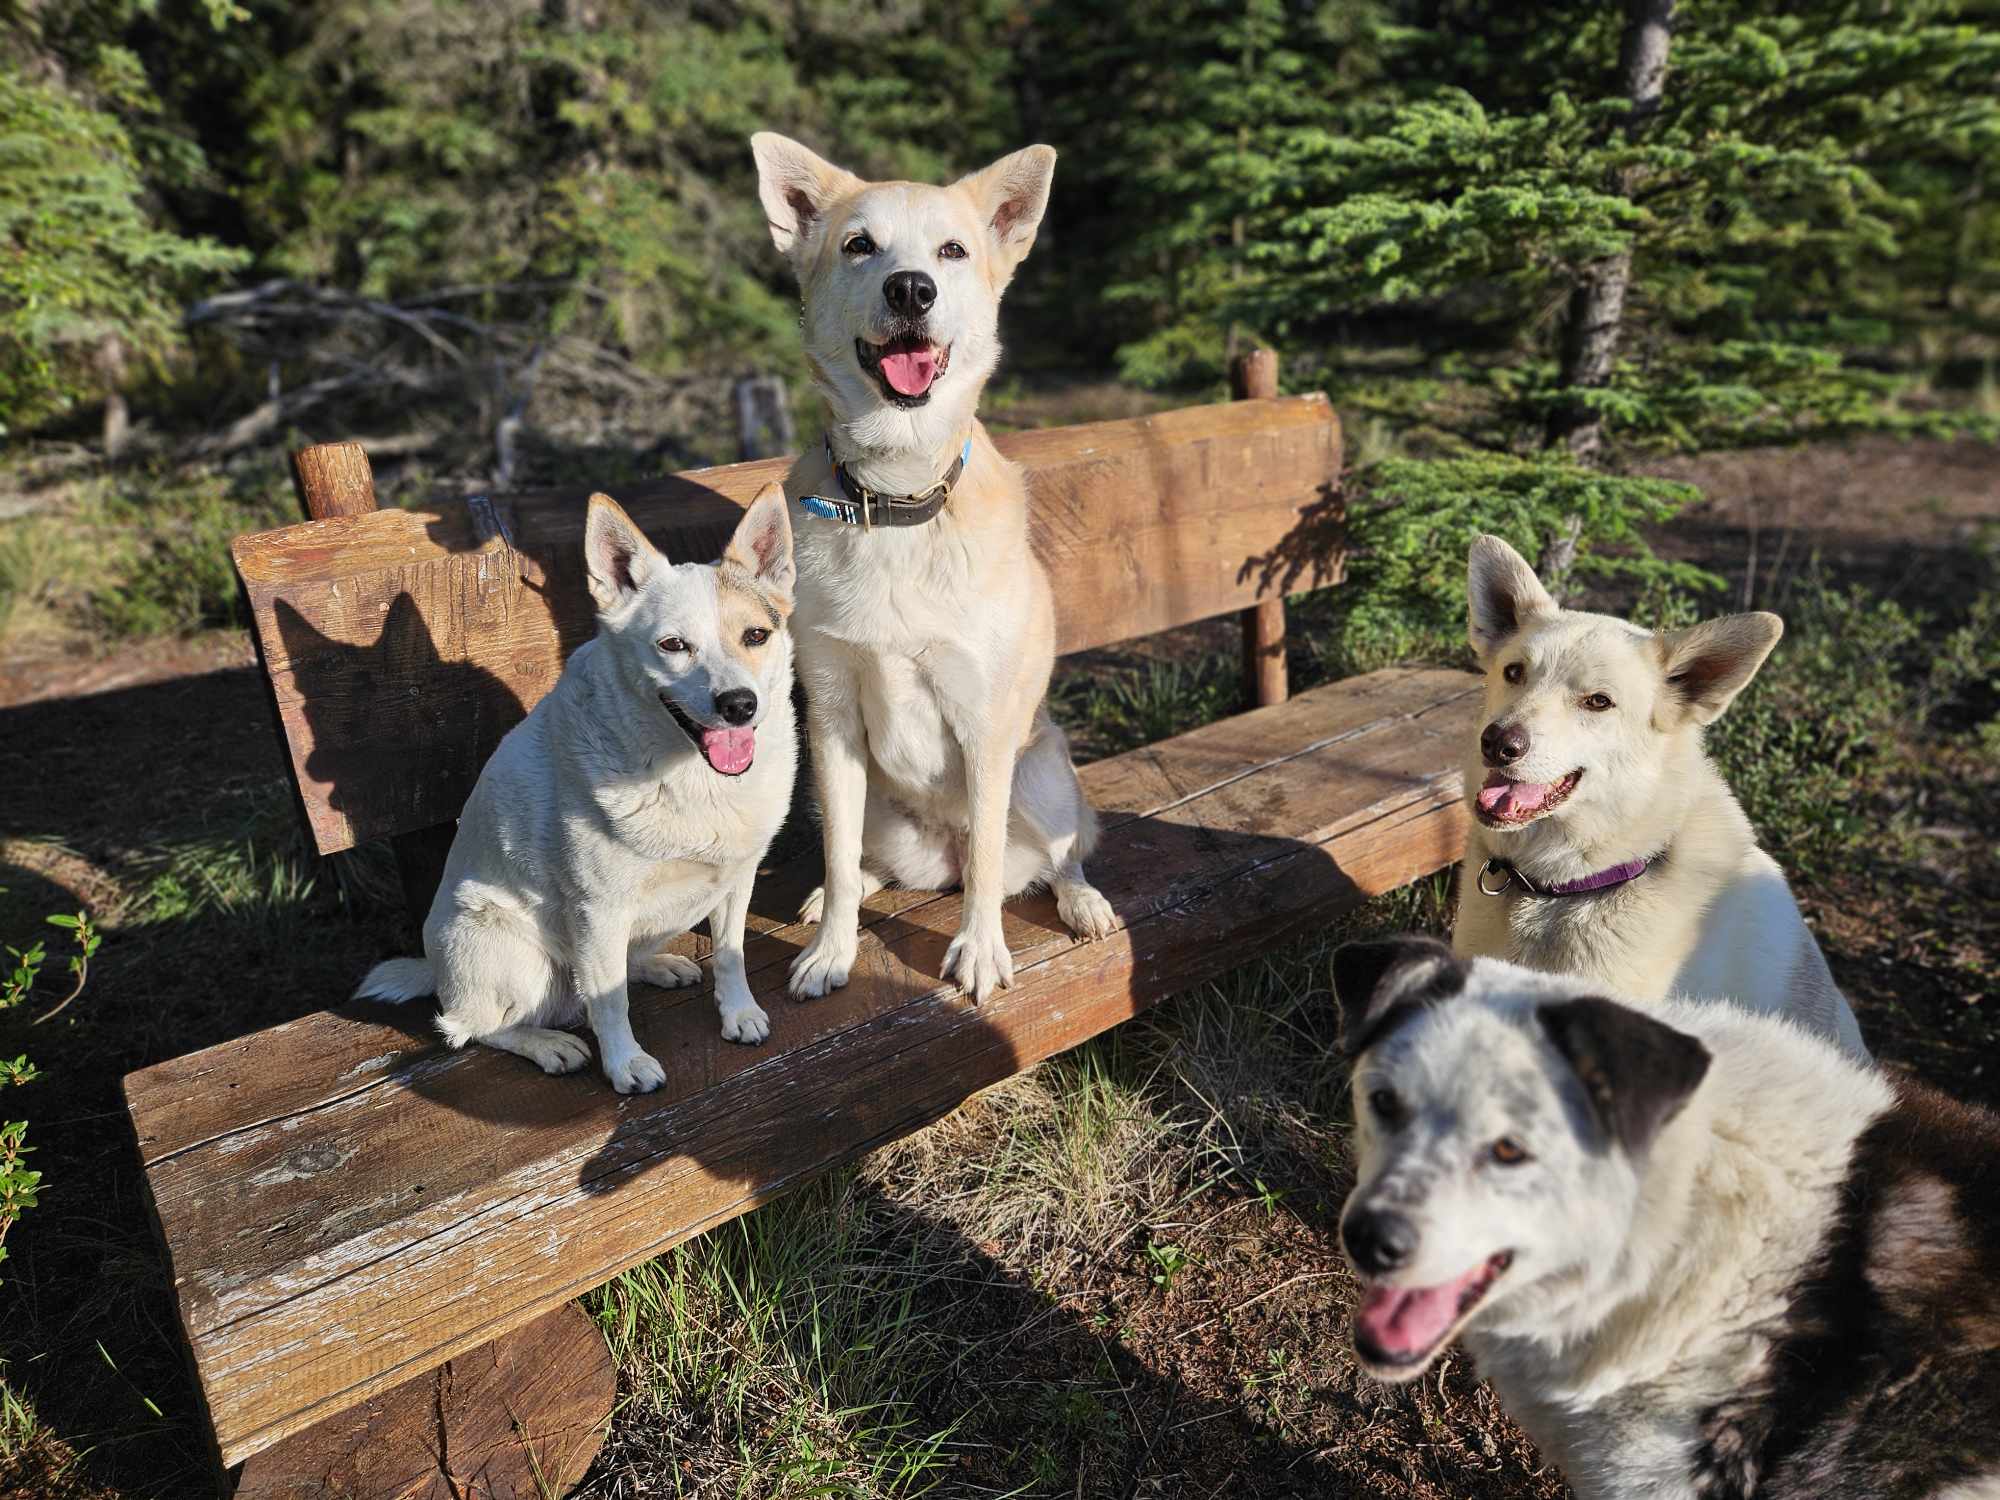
[{"x1": 0, "y1": 457, "x2": 299, "y2": 650}]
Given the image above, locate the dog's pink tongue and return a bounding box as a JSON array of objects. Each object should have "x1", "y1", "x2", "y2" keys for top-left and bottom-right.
[
  {"x1": 878, "y1": 345, "x2": 938, "y2": 396},
  {"x1": 698, "y1": 726, "x2": 755, "y2": 776},
  {"x1": 1354, "y1": 1268, "x2": 1481, "y2": 1357},
  {"x1": 1478, "y1": 772, "x2": 1554, "y2": 818}
]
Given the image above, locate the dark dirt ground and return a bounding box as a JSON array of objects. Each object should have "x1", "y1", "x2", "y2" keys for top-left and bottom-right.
[{"x1": 0, "y1": 434, "x2": 1994, "y2": 1500}]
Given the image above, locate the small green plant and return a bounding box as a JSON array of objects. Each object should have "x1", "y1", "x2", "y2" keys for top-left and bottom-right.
[
  {"x1": 1250, "y1": 1177, "x2": 1289, "y2": 1217},
  {"x1": 1143, "y1": 1238, "x2": 1194, "y2": 1292},
  {"x1": 0, "y1": 900, "x2": 99, "y2": 1271}
]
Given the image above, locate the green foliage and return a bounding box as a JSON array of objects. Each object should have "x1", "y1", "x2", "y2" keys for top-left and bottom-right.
[
  {"x1": 1647, "y1": 564, "x2": 2000, "y2": 879},
  {"x1": 1052, "y1": 656, "x2": 1242, "y2": 760},
  {"x1": 1254, "y1": 1, "x2": 2000, "y2": 452},
  {"x1": 0, "y1": 900, "x2": 98, "y2": 1270},
  {"x1": 1039, "y1": 0, "x2": 1386, "y2": 384},
  {"x1": 0, "y1": 26, "x2": 246, "y2": 432},
  {"x1": 86, "y1": 464, "x2": 295, "y2": 637},
  {"x1": 1314, "y1": 454, "x2": 1712, "y2": 676}
]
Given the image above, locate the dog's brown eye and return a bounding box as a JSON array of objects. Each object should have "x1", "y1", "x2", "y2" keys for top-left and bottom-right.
[
  {"x1": 938, "y1": 240, "x2": 967, "y2": 261},
  {"x1": 1368, "y1": 1089, "x2": 1404, "y2": 1126},
  {"x1": 658, "y1": 637, "x2": 690, "y2": 655},
  {"x1": 742, "y1": 627, "x2": 771, "y2": 648},
  {"x1": 1581, "y1": 693, "x2": 1614, "y2": 712},
  {"x1": 843, "y1": 232, "x2": 877, "y2": 256},
  {"x1": 1491, "y1": 1137, "x2": 1530, "y2": 1166},
  {"x1": 1503, "y1": 662, "x2": 1525, "y2": 685}
]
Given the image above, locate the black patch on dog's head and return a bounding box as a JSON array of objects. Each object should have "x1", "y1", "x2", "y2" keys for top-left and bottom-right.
[
  {"x1": 1332, "y1": 935, "x2": 1467, "y2": 1059},
  {"x1": 1537, "y1": 996, "x2": 1710, "y2": 1155}
]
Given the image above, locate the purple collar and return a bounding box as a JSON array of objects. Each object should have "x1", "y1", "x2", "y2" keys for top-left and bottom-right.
[{"x1": 1476, "y1": 856, "x2": 1650, "y2": 899}]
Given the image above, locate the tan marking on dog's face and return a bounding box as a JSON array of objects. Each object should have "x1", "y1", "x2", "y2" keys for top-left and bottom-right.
[{"x1": 717, "y1": 570, "x2": 784, "y2": 668}]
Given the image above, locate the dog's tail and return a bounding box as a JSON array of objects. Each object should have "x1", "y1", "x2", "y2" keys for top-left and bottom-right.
[{"x1": 354, "y1": 957, "x2": 436, "y2": 1003}]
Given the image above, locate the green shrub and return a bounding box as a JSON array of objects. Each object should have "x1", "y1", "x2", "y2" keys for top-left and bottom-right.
[
  {"x1": 88, "y1": 465, "x2": 296, "y2": 638},
  {"x1": 1642, "y1": 563, "x2": 1999, "y2": 879}
]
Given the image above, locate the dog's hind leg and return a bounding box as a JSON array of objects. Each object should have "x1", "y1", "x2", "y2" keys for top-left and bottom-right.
[
  {"x1": 628, "y1": 935, "x2": 702, "y2": 991},
  {"x1": 431, "y1": 912, "x2": 590, "y2": 1071},
  {"x1": 477, "y1": 1024, "x2": 594, "y2": 1075},
  {"x1": 1011, "y1": 715, "x2": 1117, "y2": 940}
]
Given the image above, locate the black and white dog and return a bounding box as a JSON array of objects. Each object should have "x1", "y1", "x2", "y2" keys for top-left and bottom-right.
[{"x1": 1334, "y1": 936, "x2": 2000, "y2": 1500}]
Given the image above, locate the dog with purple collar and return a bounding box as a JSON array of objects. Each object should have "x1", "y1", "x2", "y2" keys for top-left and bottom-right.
[{"x1": 1449, "y1": 535, "x2": 1867, "y2": 1059}]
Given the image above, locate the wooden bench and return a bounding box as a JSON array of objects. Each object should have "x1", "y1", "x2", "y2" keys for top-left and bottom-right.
[{"x1": 121, "y1": 357, "x2": 1482, "y2": 1497}]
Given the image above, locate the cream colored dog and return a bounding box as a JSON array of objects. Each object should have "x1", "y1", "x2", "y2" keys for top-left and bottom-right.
[
  {"x1": 749, "y1": 132, "x2": 1115, "y2": 1003},
  {"x1": 1451, "y1": 535, "x2": 1866, "y2": 1058}
]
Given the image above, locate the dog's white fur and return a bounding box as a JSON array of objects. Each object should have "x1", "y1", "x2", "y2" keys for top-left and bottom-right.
[
  {"x1": 1451, "y1": 535, "x2": 1866, "y2": 1057},
  {"x1": 355, "y1": 487, "x2": 799, "y2": 1092},
  {"x1": 750, "y1": 133, "x2": 1114, "y2": 1004},
  {"x1": 1341, "y1": 949, "x2": 1896, "y2": 1499}
]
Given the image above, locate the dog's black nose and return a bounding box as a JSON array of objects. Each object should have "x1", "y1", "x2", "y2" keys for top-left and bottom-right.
[
  {"x1": 714, "y1": 689, "x2": 758, "y2": 726},
  {"x1": 883, "y1": 270, "x2": 937, "y2": 317},
  {"x1": 1481, "y1": 721, "x2": 1530, "y2": 767},
  {"x1": 1343, "y1": 1208, "x2": 1419, "y2": 1276}
]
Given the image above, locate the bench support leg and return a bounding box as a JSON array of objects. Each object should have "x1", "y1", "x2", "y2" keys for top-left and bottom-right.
[
  {"x1": 1229, "y1": 350, "x2": 1290, "y2": 708},
  {"x1": 232, "y1": 1302, "x2": 614, "y2": 1499}
]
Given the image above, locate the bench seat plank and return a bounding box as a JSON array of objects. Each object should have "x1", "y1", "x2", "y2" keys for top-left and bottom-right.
[{"x1": 123, "y1": 665, "x2": 1478, "y2": 1467}]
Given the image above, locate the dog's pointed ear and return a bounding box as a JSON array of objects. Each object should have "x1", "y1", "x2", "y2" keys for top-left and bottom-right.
[
  {"x1": 1467, "y1": 535, "x2": 1558, "y2": 661},
  {"x1": 751, "y1": 132, "x2": 865, "y2": 266},
  {"x1": 722, "y1": 482, "x2": 795, "y2": 616},
  {"x1": 957, "y1": 145, "x2": 1057, "y2": 283},
  {"x1": 1655, "y1": 612, "x2": 1783, "y2": 726},
  {"x1": 584, "y1": 493, "x2": 662, "y2": 612},
  {"x1": 1332, "y1": 935, "x2": 1466, "y2": 1059},
  {"x1": 1538, "y1": 997, "x2": 1710, "y2": 1155}
]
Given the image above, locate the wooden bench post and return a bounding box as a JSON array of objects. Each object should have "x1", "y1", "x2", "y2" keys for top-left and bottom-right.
[
  {"x1": 267, "y1": 442, "x2": 615, "y2": 1500},
  {"x1": 1229, "y1": 350, "x2": 1289, "y2": 708}
]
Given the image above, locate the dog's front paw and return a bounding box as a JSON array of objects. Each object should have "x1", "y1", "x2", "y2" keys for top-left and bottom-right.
[
  {"x1": 798, "y1": 885, "x2": 827, "y2": 924},
  {"x1": 634, "y1": 951, "x2": 703, "y2": 989},
  {"x1": 790, "y1": 925, "x2": 857, "y2": 999},
  {"x1": 603, "y1": 1047, "x2": 666, "y2": 1095},
  {"x1": 1057, "y1": 882, "x2": 1117, "y2": 942},
  {"x1": 943, "y1": 916, "x2": 1014, "y2": 1003},
  {"x1": 719, "y1": 995, "x2": 771, "y2": 1045}
]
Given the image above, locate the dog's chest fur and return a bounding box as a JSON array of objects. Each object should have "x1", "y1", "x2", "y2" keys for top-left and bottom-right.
[{"x1": 787, "y1": 435, "x2": 1050, "y2": 805}]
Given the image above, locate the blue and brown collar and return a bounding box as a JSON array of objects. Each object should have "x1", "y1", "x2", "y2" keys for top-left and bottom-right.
[{"x1": 797, "y1": 435, "x2": 971, "y2": 529}]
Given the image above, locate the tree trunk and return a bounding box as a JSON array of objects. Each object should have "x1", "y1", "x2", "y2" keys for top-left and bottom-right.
[
  {"x1": 98, "y1": 334, "x2": 129, "y2": 460},
  {"x1": 1545, "y1": 0, "x2": 1675, "y2": 462}
]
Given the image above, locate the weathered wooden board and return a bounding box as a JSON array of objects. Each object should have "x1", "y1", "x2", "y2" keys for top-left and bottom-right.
[
  {"x1": 123, "y1": 666, "x2": 1477, "y2": 1468},
  {"x1": 231, "y1": 396, "x2": 1343, "y2": 855},
  {"x1": 232, "y1": 1302, "x2": 612, "y2": 1500}
]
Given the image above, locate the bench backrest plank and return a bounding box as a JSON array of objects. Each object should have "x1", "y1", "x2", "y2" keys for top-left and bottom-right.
[{"x1": 233, "y1": 395, "x2": 1342, "y2": 855}]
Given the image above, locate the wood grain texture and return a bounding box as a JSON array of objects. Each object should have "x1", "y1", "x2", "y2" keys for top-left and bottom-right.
[
  {"x1": 292, "y1": 442, "x2": 379, "y2": 520},
  {"x1": 232, "y1": 1303, "x2": 612, "y2": 1500},
  {"x1": 232, "y1": 397, "x2": 1344, "y2": 855},
  {"x1": 123, "y1": 667, "x2": 1478, "y2": 1468}
]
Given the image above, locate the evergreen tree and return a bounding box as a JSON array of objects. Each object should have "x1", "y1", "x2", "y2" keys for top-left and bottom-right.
[
  {"x1": 1035, "y1": 0, "x2": 1381, "y2": 385},
  {"x1": 0, "y1": 2, "x2": 246, "y2": 440},
  {"x1": 1241, "y1": 0, "x2": 2000, "y2": 651}
]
